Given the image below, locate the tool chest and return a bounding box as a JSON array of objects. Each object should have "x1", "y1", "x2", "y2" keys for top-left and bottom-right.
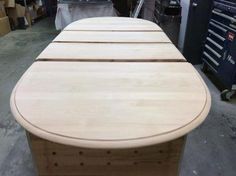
[{"x1": 202, "y1": 0, "x2": 236, "y2": 100}]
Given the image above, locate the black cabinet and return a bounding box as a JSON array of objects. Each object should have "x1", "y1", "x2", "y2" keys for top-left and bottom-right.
[
  {"x1": 183, "y1": 0, "x2": 213, "y2": 64},
  {"x1": 202, "y1": 0, "x2": 236, "y2": 100}
]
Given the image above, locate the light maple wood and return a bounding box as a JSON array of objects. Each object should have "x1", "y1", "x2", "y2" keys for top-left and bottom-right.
[
  {"x1": 64, "y1": 17, "x2": 161, "y2": 31},
  {"x1": 37, "y1": 43, "x2": 185, "y2": 62},
  {"x1": 53, "y1": 31, "x2": 171, "y2": 43},
  {"x1": 10, "y1": 17, "x2": 211, "y2": 176},
  {"x1": 27, "y1": 132, "x2": 186, "y2": 176},
  {"x1": 11, "y1": 61, "x2": 210, "y2": 149},
  {"x1": 49, "y1": 18, "x2": 177, "y2": 62}
]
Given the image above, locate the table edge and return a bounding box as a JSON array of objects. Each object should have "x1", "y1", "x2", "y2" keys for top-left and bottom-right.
[{"x1": 10, "y1": 63, "x2": 211, "y2": 149}]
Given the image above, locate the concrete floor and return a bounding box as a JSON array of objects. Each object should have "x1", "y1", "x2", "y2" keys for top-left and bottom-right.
[{"x1": 0, "y1": 18, "x2": 235, "y2": 176}]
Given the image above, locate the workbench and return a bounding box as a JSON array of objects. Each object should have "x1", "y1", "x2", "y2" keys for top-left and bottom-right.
[{"x1": 10, "y1": 17, "x2": 211, "y2": 176}]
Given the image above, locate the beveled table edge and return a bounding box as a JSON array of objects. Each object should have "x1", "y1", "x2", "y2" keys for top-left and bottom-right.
[{"x1": 10, "y1": 62, "x2": 211, "y2": 149}]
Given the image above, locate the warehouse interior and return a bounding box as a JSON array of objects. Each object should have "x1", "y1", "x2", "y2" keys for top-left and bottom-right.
[{"x1": 0, "y1": 0, "x2": 236, "y2": 176}]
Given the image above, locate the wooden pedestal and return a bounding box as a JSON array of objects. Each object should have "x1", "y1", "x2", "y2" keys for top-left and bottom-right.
[{"x1": 27, "y1": 132, "x2": 186, "y2": 176}]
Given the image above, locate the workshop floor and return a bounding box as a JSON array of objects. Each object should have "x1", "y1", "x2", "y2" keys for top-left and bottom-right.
[{"x1": 0, "y1": 18, "x2": 235, "y2": 176}]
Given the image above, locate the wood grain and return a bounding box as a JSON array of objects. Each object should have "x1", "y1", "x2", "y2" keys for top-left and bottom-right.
[
  {"x1": 53, "y1": 31, "x2": 171, "y2": 43},
  {"x1": 10, "y1": 17, "x2": 211, "y2": 176},
  {"x1": 64, "y1": 17, "x2": 161, "y2": 31},
  {"x1": 50, "y1": 18, "x2": 176, "y2": 62},
  {"x1": 11, "y1": 62, "x2": 210, "y2": 149},
  {"x1": 37, "y1": 43, "x2": 185, "y2": 62},
  {"x1": 28, "y1": 132, "x2": 186, "y2": 176}
]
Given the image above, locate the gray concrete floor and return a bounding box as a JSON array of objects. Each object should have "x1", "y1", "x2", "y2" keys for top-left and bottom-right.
[{"x1": 0, "y1": 18, "x2": 235, "y2": 176}]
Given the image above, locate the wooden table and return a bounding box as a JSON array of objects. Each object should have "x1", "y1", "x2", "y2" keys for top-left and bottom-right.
[{"x1": 10, "y1": 17, "x2": 211, "y2": 176}]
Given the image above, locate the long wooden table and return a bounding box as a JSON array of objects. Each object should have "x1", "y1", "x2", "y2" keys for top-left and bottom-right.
[{"x1": 10, "y1": 17, "x2": 211, "y2": 176}]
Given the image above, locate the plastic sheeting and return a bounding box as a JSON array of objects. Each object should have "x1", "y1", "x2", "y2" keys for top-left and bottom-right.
[{"x1": 55, "y1": 2, "x2": 117, "y2": 30}]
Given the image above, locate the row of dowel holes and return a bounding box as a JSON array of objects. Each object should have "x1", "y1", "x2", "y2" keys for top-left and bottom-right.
[
  {"x1": 53, "y1": 161, "x2": 155, "y2": 167},
  {"x1": 52, "y1": 149, "x2": 164, "y2": 167},
  {"x1": 51, "y1": 150, "x2": 152, "y2": 156},
  {"x1": 52, "y1": 150, "x2": 164, "y2": 156},
  {"x1": 53, "y1": 162, "x2": 110, "y2": 167},
  {"x1": 53, "y1": 161, "x2": 163, "y2": 167},
  {"x1": 54, "y1": 162, "x2": 84, "y2": 167}
]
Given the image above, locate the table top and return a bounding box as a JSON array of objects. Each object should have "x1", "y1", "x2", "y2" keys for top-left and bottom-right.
[
  {"x1": 37, "y1": 17, "x2": 185, "y2": 62},
  {"x1": 64, "y1": 17, "x2": 162, "y2": 31},
  {"x1": 37, "y1": 43, "x2": 185, "y2": 62},
  {"x1": 10, "y1": 17, "x2": 211, "y2": 149}
]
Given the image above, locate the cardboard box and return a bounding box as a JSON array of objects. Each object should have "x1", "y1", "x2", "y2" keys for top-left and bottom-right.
[
  {"x1": 15, "y1": 3, "x2": 25, "y2": 17},
  {"x1": 0, "y1": 16, "x2": 11, "y2": 36},
  {"x1": 0, "y1": 1, "x2": 6, "y2": 18},
  {"x1": 7, "y1": 3, "x2": 25, "y2": 27},
  {"x1": 4, "y1": 0, "x2": 15, "y2": 7}
]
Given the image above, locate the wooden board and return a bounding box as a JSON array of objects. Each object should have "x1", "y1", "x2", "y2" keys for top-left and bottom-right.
[
  {"x1": 64, "y1": 17, "x2": 161, "y2": 31},
  {"x1": 53, "y1": 31, "x2": 171, "y2": 43},
  {"x1": 11, "y1": 62, "x2": 211, "y2": 149},
  {"x1": 28, "y1": 132, "x2": 186, "y2": 176},
  {"x1": 37, "y1": 43, "x2": 185, "y2": 62},
  {"x1": 43, "y1": 17, "x2": 181, "y2": 62}
]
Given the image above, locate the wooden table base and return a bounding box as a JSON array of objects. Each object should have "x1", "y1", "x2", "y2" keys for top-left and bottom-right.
[{"x1": 27, "y1": 132, "x2": 186, "y2": 176}]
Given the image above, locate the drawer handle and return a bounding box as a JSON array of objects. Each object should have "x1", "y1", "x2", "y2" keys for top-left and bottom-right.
[
  {"x1": 210, "y1": 22, "x2": 227, "y2": 32},
  {"x1": 208, "y1": 29, "x2": 225, "y2": 41},
  {"x1": 205, "y1": 44, "x2": 221, "y2": 58},
  {"x1": 206, "y1": 37, "x2": 223, "y2": 50},
  {"x1": 211, "y1": 19, "x2": 236, "y2": 33},
  {"x1": 203, "y1": 52, "x2": 219, "y2": 66},
  {"x1": 192, "y1": 2, "x2": 198, "y2": 7},
  {"x1": 202, "y1": 58, "x2": 218, "y2": 73},
  {"x1": 212, "y1": 9, "x2": 236, "y2": 23}
]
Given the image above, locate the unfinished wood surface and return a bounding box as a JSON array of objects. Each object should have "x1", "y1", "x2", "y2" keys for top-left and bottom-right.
[
  {"x1": 37, "y1": 43, "x2": 185, "y2": 62},
  {"x1": 10, "y1": 17, "x2": 211, "y2": 176},
  {"x1": 53, "y1": 31, "x2": 171, "y2": 43},
  {"x1": 64, "y1": 17, "x2": 161, "y2": 31},
  {"x1": 43, "y1": 17, "x2": 180, "y2": 62},
  {"x1": 28, "y1": 132, "x2": 186, "y2": 176},
  {"x1": 11, "y1": 62, "x2": 211, "y2": 149}
]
